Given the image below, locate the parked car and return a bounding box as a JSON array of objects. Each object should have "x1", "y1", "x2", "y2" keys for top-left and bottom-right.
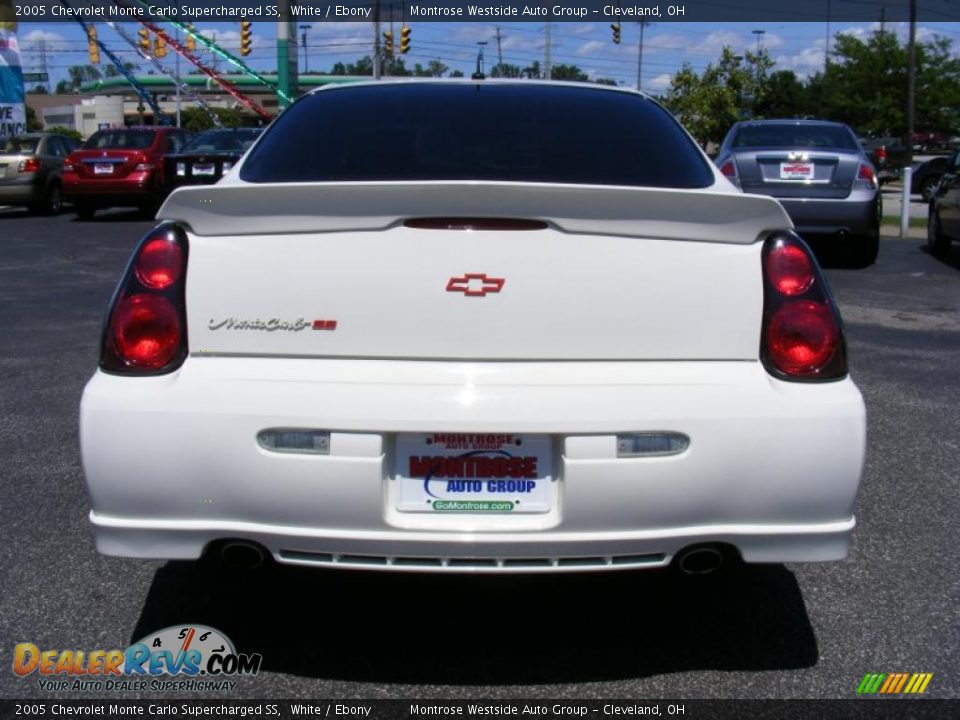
[
  {"x1": 63, "y1": 126, "x2": 191, "y2": 219},
  {"x1": 0, "y1": 133, "x2": 79, "y2": 214},
  {"x1": 163, "y1": 128, "x2": 262, "y2": 192},
  {"x1": 859, "y1": 136, "x2": 911, "y2": 184},
  {"x1": 717, "y1": 119, "x2": 881, "y2": 266},
  {"x1": 80, "y1": 81, "x2": 866, "y2": 575},
  {"x1": 927, "y1": 150, "x2": 960, "y2": 257},
  {"x1": 912, "y1": 155, "x2": 951, "y2": 202}
]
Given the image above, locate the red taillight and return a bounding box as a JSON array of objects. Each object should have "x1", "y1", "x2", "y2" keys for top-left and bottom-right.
[
  {"x1": 18, "y1": 158, "x2": 39, "y2": 173},
  {"x1": 856, "y1": 162, "x2": 877, "y2": 189},
  {"x1": 767, "y1": 301, "x2": 839, "y2": 375},
  {"x1": 63, "y1": 160, "x2": 75, "y2": 172},
  {"x1": 761, "y1": 233, "x2": 847, "y2": 381},
  {"x1": 719, "y1": 160, "x2": 738, "y2": 179},
  {"x1": 100, "y1": 223, "x2": 188, "y2": 375},
  {"x1": 876, "y1": 146, "x2": 887, "y2": 162},
  {"x1": 135, "y1": 237, "x2": 183, "y2": 289},
  {"x1": 109, "y1": 294, "x2": 181, "y2": 369},
  {"x1": 765, "y1": 243, "x2": 814, "y2": 296}
]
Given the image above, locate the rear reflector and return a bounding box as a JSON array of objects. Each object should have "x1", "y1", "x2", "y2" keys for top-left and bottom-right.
[
  {"x1": 258, "y1": 429, "x2": 331, "y2": 455},
  {"x1": 404, "y1": 218, "x2": 547, "y2": 231},
  {"x1": 719, "y1": 160, "x2": 737, "y2": 179},
  {"x1": 617, "y1": 433, "x2": 690, "y2": 458}
]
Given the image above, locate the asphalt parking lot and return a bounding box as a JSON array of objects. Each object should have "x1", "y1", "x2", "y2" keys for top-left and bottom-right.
[{"x1": 0, "y1": 208, "x2": 957, "y2": 700}]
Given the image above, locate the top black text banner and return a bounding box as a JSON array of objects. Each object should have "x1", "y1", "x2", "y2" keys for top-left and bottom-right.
[{"x1": 6, "y1": 0, "x2": 960, "y2": 23}]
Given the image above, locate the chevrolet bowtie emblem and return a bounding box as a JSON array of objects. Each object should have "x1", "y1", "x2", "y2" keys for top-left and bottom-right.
[{"x1": 446, "y1": 273, "x2": 506, "y2": 297}]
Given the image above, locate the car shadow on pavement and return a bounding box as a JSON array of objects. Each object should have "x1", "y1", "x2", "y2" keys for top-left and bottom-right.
[{"x1": 131, "y1": 559, "x2": 818, "y2": 685}]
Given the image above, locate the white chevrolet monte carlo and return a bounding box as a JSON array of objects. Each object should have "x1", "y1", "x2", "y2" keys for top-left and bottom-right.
[{"x1": 80, "y1": 80, "x2": 866, "y2": 574}]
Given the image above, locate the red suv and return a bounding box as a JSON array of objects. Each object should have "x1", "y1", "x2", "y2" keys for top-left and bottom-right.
[{"x1": 63, "y1": 126, "x2": 190, "y2": 219}]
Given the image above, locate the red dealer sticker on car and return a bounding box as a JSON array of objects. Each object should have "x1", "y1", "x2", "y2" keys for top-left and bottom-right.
[{"x1": 395, "y1": 433, "x2": 554, "y2": 513}]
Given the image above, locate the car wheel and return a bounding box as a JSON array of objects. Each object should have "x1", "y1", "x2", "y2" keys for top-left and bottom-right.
[
  {"x1": 74, "y1": 202, "x2": 96, "y2": 221},
  {"x1": 919, "y1": 176, "x2": 940, "y2": 203},
  {"x1": 850, "y1": 233, "x2": 880, "y2": 267},
  {"x1": 927, "y1": 207, "x2": 951, "y2": 257},
  {"x1": 44, "y1": 184, "x2": 64, "y2": 215}
]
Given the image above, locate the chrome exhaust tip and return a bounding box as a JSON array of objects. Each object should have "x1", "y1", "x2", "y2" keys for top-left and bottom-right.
[
  {"x1": 676, "y1": 546, "x2": 724, "y2": 576},
  {"x1": 219, "y1": 541, "x2": 267, "y2": 570}
]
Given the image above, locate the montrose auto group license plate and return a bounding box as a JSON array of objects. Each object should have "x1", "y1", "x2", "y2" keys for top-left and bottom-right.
[
  {"x1": 395, "y1": 433, "x2": 554, "y2": 513},
  {"x1": 779, "y1": 161, "x2": 814, "y2": 180}
]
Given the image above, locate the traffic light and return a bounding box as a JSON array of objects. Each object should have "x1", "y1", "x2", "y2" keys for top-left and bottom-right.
[
  {"x1": 138, "y1": 27, "x2": 150, "y2": 53},
  {"x1": 611, "y1": 22, "x2": 621, "y2": 44},
  {"x1": 240, "y1": 20, "x2": 252, "y2": 56},
  {"x1": 87, "y1": 26, "x2": 100, "y2": 64},
  {"x1": 154, "y1": 36, "x2": 167, "y2": 59},
  {"x1": 383, "y1": 30, "x2": 393, "y2": 55},
  {"x1": 399, "y1": 24, "x2": 411, "y2": 54}
]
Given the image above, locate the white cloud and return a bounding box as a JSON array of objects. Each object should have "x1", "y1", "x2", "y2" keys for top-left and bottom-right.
[
  {"x1": 575, "y1": 40, "x2": 607, "y2": 58},
  {"x1": 698, "y1": 30, "x2": 745, "y2": 56},
  {"x1": 648, "y1": 73, "x2": 673, "y2": 92},
  {"x1": 20, "y1": 30, "x2": 68, "y2": 51},
  {"x1": 773, "y1": 39, "x2": 828, "y2": 78}
]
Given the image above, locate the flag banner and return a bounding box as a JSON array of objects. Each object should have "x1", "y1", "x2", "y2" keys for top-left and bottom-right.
[{"x1": 0, "y1": 16, "x2": 26, "y2": 138}]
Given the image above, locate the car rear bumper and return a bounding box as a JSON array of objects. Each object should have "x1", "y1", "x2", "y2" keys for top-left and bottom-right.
[
  {"x1": 64, "y1": 173, "x2": 159, "y2": 204},
  {"x1": 80, "y1": 358, "x2": 866, "y2": 572},
  {"x1": 744, "y1": 189, "x2": 878, "y2": 237},
  {"x1": 0, "y1": 184, "x2": 39, "y2": 205}
]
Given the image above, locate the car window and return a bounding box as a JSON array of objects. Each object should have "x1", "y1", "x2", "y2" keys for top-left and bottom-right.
[
  {"x1": 83, "y1": 130, "x2": 156, "y2": 151},
  {"x1": 47, "y1": 137, "x2": 67, "y2": 157},
  {"x1": 0, "y1": 137, "x2": 39, "y2": 155},
  {"x1": 241, "y1": 84, "x2": 714, "y2": 188},
  {"x1": 733, "y1": 125, "x2": 859, "y2": 150},
  {"x1": 183, "y1": 129, "x2": 260, "y2": 153},
  {"x1": 953, "y1": 152, "x2": 960, "y2": 171}
]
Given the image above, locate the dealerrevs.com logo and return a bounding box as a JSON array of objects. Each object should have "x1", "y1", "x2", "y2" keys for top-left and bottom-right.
[{"x1": 13, "y1": 625, "x2": 262, "y2": 692}]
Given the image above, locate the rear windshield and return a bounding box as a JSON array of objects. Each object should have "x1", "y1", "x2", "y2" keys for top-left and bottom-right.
[
  {"x1": 733, "y1": 124, "x2": 858, "y2": 150},
  {"x1": 83, "y1": 130, "x2": 156, "y2": 151},
  {"x1": 0, "y1": 137, "x2": 39, "y2": 155},
  {"x1": 240, "y1": 83, "x2": 713, "y2": 188},
  {"x1": 183, "y1": 129, "x2": 261, "y2": 154}
]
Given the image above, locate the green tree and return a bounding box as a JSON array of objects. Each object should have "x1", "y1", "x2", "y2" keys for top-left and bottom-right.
[
  {"x1": 753, "y1": 70, "x2": 807, "y2": 119},
  {"x1": 47, "y1": 126, "x2": 83, "y2": 142},
  {"x1": 491, "y1": 63, "x2": 522, "y2": 78},
  {"x1": 426, "y1": 59, "x2": 449, "y2": 78},
  {"x1": 180, "y1": 106, "x2": 245, "y2": 132},
  {"x1": 550, "y1": 64, "x2": 588, "y2": 81},
  {"x1": 25, "y1": 105, "x2": 42, "y2": 131},
  {"x1": 806, "y1": 30, "x2": 960, "y2": 138},
  {"x1": 66, "y1": 65, "x2": 102, "y2": 91},
  {"x1": 55, "y1": 79, "x2": 73, "y2": 94}
]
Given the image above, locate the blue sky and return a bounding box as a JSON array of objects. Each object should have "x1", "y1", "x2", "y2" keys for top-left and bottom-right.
[{"x1": 14, "y1": 19, "x2": 960, "y2": 93}]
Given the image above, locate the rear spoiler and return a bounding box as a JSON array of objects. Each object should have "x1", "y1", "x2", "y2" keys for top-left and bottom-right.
[{"x1": 157, "y1": 180, "x2": 792, "y2": 244}]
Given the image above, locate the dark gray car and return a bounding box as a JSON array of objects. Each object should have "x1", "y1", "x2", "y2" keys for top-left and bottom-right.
[
  {"x1": 927, "y1": 149, "x2": 960, "y2": 257},
  {"x1": 0, "y1": 133, "x2": 79, "y2": 215},
  {"x1": 716, "y1": 120, "x2": 881, "y2": 266}
]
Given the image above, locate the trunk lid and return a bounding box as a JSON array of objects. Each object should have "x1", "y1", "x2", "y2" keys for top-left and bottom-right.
[
  {"x1": 159, "y1": 181, "x2": 791, "y2": 361},
  {"x1": 734, "y1": 149, "x2": 862, "y2": 199},
  {"x1": 71, "y1": 149, "x2": 147, "y2": 180}
]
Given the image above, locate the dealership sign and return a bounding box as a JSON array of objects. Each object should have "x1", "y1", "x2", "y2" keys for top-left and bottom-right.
[{"x1": 0, "y1": 24, "x2": 26, "y2": 139}]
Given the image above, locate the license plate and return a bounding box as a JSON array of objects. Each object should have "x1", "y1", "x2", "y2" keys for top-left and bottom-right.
[
  {"x1": 780, "y1": 161, "x2": 814, "y2": 180},
  {"x1": 395, "y1": 433, "x2": 554, "y2": 514},
  {"x1": 193, "y1": 163, "x2": 216, "y2": 177},
  {"x1": 93, "y1": 163, "x2": 114, "y2": 175}
]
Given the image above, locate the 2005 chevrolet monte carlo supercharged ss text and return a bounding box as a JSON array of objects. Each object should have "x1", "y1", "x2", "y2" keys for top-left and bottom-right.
[{"x1": 80, "y1": 80, "x2": 866, "y2": 574}]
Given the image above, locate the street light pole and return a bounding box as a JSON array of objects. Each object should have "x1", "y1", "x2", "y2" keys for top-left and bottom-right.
[{"x1": 906, "y1": 0, "x2": 917, "y2": 166}]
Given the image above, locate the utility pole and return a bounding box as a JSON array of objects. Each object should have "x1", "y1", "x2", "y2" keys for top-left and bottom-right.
[
  {"x1": 752, "y1": 29, "x2": 765, "y2": 55},
  {"x1": 373, "y1": 0, "x2": 381, "y2": 80},
  {"x1": 37, "y1": 37, "x2": 49, "y2": 92},
  {"x1": 636, "y1": 21, "x2": 650, "y2": 92},
  {"x1": 544, "y1": 22, "x2": 552, "y2": 80},
  {"x1": 495, "y1": 26, "x2": 503, "y2": 68},
  {"x1": 879, "y1": 7, "x2": 886, "y2": 33},
  {"x1": 824, "y1": 0, "x2": 831, "y2": 73},
  {"x1": 906, "y1": 0, "x2": 916, "y2": 165},
  {"x1": 175, "y1": 27, "x2": 180, "y2": 127},
  {"x1": 300, "y1": 24, "x2": 311, "y2": 74},
  {"x1": 276, "y1": 0, "x2": 298, "y2": 111}
]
